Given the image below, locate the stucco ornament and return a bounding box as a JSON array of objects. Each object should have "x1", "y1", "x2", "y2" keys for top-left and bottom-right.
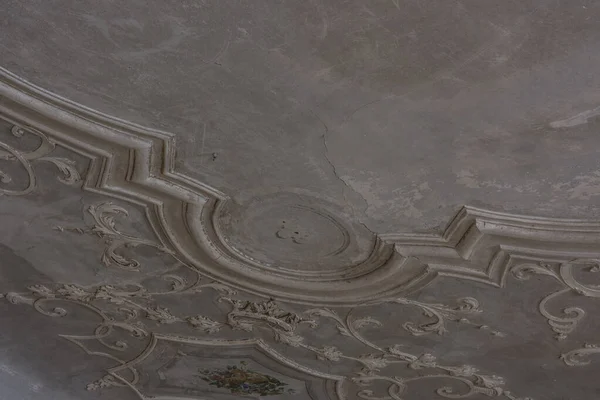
[
  {"x1": 3, "y1": 67, "x2": 600, "y2": 307},
  {"x1": 2, "y1": 262, "x2": 530, "y2": 400},
  {"x1": 0, "y1": 123, "x2": 80, "y2": 196},
  {"x1": 512, "y1": 259, "x2": 600, "y2": 341},
  {"x1": 0, "y1": 201, "x2": 528, "y2": 399},
  {"x1": 4, "y1": 68, "x2": 600, "y2": 399},
  {"x1": 55, "y1": 202, "x2": 176, "y2": 271}
]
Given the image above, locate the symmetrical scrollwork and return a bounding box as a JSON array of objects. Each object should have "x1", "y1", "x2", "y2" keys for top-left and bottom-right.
[
  {"x1": 295, "y1": 308, "x2": 523, "y2": 400},
  {"x1": 3, "y1": 68, "x2": 600, "y2": 399},
  {"x1": 512, "y1": 259, "x2": 600, "y2": 341},
  {"x1": 0, "y1": 124, "x2": 80, "y2": 195},
  {"x1": 1, "y1": 199, "x2": 529, "y2": 399},
  {"x1": 2, "y1": 256, "x2": 529, "y2": 399},
  {"x1": 221, "y1": 297, "x2": 317, "y2": 337},
  {"x1": 6, "y1": 70, "x2": 600, "y2": 305},
  {"x1": 1, "y1": 263, "x2": 234, "y2": 393}
]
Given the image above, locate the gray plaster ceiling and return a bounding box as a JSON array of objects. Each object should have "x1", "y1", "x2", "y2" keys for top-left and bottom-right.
[{"x1": 2, "y1": 1, "x2": 600, "y2": 399}]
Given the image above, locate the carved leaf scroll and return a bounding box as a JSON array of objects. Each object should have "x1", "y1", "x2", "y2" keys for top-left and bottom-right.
[
  {"x1": 3, "y1": 264, "x2": 531, "y2": 400},
  {"x1": 0, "y1": 124, "x2": 81, "y2": 195},
  {"x1": 512, "y1": 260, "x2": 600, "y2": 341}
]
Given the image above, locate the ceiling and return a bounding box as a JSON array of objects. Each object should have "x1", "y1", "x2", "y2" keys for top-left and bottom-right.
[{"x1": 1, "y1": 1, "x2": 600, "y2": 399}]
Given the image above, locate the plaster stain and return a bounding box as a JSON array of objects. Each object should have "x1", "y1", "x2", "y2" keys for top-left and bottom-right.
[{"x1": 550, "y1": 105, "x2": 600, "y2": 128}]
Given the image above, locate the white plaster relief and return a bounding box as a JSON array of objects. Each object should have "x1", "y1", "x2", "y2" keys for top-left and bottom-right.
[
  {"x1": 4, "y1": 67, "x2": 600, "y2": 400},
  {"x1": 0, "y1": 123, "x2": 81, "y2": 196},
  {"x1": 1, "y1": 261, "x2": 529, "y2": 400},
  {"x1": 0, "y1": 67, "x2": 599, "y2": 306},
  {"x1": 511, "y1": 260, "x2": 600, "y2": 341}
]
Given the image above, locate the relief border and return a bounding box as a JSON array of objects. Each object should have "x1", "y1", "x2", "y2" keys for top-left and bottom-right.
[{"x1": 3, "y1": 67, "x2": 600, "y2": 307}]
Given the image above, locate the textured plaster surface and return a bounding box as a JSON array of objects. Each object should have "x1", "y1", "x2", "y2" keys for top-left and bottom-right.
[
  {"x1": 2, "y1": 1, "x2": 600, "y2": 400},
  {"x1": 3, "y1": 0, "x2": 600, "y2": 233}
]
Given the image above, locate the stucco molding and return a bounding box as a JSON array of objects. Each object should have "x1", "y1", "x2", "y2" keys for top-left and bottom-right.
[
  {"x1": 1, "y1": 253, "x2": 527, "y2": 400},
  {"x1": 3, "y1": 68, "x2": 600, "y2": 306}
]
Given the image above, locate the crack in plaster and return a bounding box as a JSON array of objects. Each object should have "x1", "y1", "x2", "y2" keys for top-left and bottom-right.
[
  {"x1": 320, "y1": 129, "x2": 376, "y2": 236},
  {"x1": 309, "y1": 110, "x2": 369, "y2": 220}
]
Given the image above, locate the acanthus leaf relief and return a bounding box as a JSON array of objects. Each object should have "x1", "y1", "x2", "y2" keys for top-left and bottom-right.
[
  {"x1": 0, "y1": 124, "x2": 81, "y2": 196},
  {"x1": 511, "y1": 260, "x2": 600, "y2": 341},
  {"x1": 1, "y1": 272, "x2": 532, "y2": 400},
  {"x1": 1, "y1": 111, "x2": 600, "y2": 400},
  {"x1": 0, "y1": 199, "x2": 532, "y2": 400},
  {"x1": 54, "y1": 202, "x2": 177, "y2": 271}
]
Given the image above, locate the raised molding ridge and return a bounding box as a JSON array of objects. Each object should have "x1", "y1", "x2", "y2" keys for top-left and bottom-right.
[
  {"x1": 3, "y1": 67, "x2": 600, "y2": 305},
  {"x1": 383, "y1": 205, "x2": 600, "y2": 288},
  {"x1": 1, "y1": 268, "x2": 527, "y2": 400}
]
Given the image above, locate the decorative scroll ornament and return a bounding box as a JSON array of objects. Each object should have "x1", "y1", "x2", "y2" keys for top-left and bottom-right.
[
  {"x1": 1, "y1": 264, "x2": 235, "y2": 393},
  {"x1": 2, "y1": 229, "x2": 529, "y2": 400},
  {"x1": 54, "y1": 201, "x2": 506, "y2": 342},
  {"x1": 5, "y1": 69, "x2": 600, "y2": 305},
  {"x1": 0, "y1": 124, "x2": 81, "y2": 195},
  {"x1": 54, "y1": 202, "x2": 176, "y2": 271},
  {"x1": 561, "y1": 344, "x2": 600, "y2": 367},
  {"x1": 512, "y1": 259, "x2": 600, "y2": 341},
  {"x1": 391, "y1": 296, "x2": 505, "y2": 337},
  {"x1": 6, "y1": 71, "x2": 600, "y2": 397}
]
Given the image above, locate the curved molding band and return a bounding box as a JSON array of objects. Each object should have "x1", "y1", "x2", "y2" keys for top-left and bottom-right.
[{"x1": 3, "y1": 67, "x2": 600, "y2": 305}]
